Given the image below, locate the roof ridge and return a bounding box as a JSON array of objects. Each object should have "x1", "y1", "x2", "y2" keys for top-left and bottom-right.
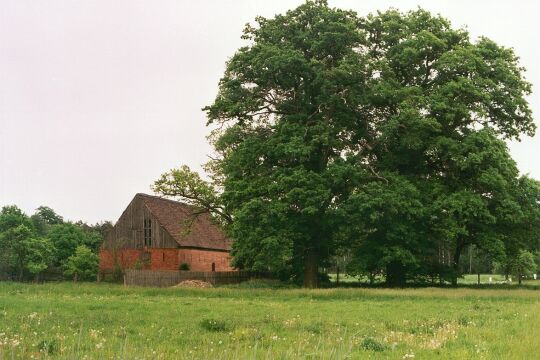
[
  {"x1": 133, "y1": 193, "x2": 231, "y2": 251},
  {"x1": 136, "y1": 193, "x2": 195, "y2": 208}
]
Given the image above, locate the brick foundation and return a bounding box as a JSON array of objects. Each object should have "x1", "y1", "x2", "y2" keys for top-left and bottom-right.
[{"x1": 99, "y1": 248, "x2": 233, "y2": 272}]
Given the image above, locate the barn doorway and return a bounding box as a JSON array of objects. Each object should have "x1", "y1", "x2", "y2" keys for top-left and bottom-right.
[{"x1": 211, "y1": 262, "x2": 216, "y2": 272}]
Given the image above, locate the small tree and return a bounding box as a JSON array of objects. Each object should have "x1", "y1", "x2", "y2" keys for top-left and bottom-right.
[
  {"x1": 63, "y1": 245, "x2": 99, "y2": 281},
  {"x1": 24, "y1": 237, "x2": 54, "y2": 282},
  {"x1": 47, "y1": 223, "x2": 86, "y2": 266},
  {"x1": 6, "y1": 224, "x2": 35, "y2": 280},
  {"x1": 510, "y1": 250, "x2": 537, "y2": 285}
]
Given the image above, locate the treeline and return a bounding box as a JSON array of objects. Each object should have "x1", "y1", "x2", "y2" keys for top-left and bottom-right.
[
  {"x1": 0, "y1": 205, "x2": 111, "y2": 282},
  {"x1": 337, "y1": 244, "x2": 539, "y2": 286}
]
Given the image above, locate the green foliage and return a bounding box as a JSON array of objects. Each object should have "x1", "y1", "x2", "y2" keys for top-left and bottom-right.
[
  {"x1": 205, "y1": 1, "x2": 376, "y2": 287},
  {"x1": 23, "y1": 237, "x2": 54, "y2": 279},
  {"x1": 2, "y1": 224, "x2": 33, "y2": 278},
  {"x1": 104, "y1": 264, "x2": 125, "y2": 283},
  {"x1": 63, "y1": 245, "x2": 99, "y2": 281},
  {"x1": 0, "y1": 204, "x2": 107, "y2": 282},
  {"x1": 153, "y1": 165, "x2": 232, "y2": 226},
  {"x1": 0, "y1": 206, "x2": 50, "y2": 279},
  {"x1": 510, "y1": 250, "x2": 537, "y2": 281},
  {"x1": 198, "y1": 2, "x2": 536, "y2": 287},
  {"x1": 30, "y1": 206, "x2": 63, "y2": 237},
  {"x1": 37, "y1": 339, "x2": 58, "y2": 355},
  {"x1": 74, "y1": 220, "x2": 112, "y2": 253},
  {"x1": 199, "y1": 318, "x2": 230, "y2": 332},
  {"x1": 145, "y1": 1, "x2": 539, "y2": 287},
  {"x1": 34, "y1": 206, "x2": 64, "y2": 225},
  {"x1": 179, "y1": 263, "x2": 191, "y2": 271},
  {"x1": 47, "y1": 223, "x2": 87, "y2": 266},
  {"x1": 0, "y1": 205, "x2": 33, "y2": 232},
  {"x1": 360, "y1": 337, "x2": 388, "y2": 352}
]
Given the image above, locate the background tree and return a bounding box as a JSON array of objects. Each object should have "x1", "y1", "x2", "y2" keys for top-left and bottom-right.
[
  {"x1": 63, "y1": 245, "x2": 99, "y2": 281},
  {"x1": 509, "y1": 250, "x2": 537, "y2": 285},
  {"x1": 153, "y1": 165, "x2": 232, "y2": 226},
  {"x1": 0, "y1": 204, "x2": 109, "y2": 282},
  {"x1": 23, "y1": 237, "x2": 54, "y2": 282},
  {"x1": 31, "y1": 206, "x2": 63, "y2": 236},
  {"x1": 0, "y1": 205, "x2": 33, "y2": 232},
  {"x1": 2, "y1": 224, "x2": 35, "y2": 280},
  {"x1": 47, "y1": 223, "x2": 88, "y2": 267},
  {"x1": 74, "y1": 220, "x2": 114, "y2": 253},
  {"x1": 0, "y1": 206, "x2": 34, "y2": 277}
]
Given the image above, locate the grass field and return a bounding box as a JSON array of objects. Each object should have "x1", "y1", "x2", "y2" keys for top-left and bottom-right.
[{"x1": 0, "y1": 282, "x2": 539, "y2": 359}]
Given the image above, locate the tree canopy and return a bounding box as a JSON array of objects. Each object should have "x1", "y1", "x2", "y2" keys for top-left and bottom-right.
[
  {"x1": 156, "y1": 1, "x2": 537, "y2": 287},
  {"x1": 0, "y1": 205, "x2": 106, "y2": 282}
]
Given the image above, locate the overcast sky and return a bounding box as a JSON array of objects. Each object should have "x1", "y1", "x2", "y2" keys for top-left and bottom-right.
[{"x1": 1, "y1": 0, "x2": 539, "y2": 224}]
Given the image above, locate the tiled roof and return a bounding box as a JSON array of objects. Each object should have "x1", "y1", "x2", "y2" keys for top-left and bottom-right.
[{"x1": 137, "y1": 193, "x2": 231, "y2": 251}]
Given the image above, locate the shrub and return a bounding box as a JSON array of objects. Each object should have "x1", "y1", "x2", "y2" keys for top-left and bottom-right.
[
  {"x1": 360, "y1": 337, "x2": 388, "y2": 352},
  {"x1": 199, "y1": 318, "x2": 229, "y2": 332},
  {"x1": 179, "y1": 263, "x2": 191, "y2": 271},
  {"x1": 37, "y1": 339, "x2": 58, "y2": 355},
  {"x1": 110, "y1": 264, "x2": 124, "y2": 282},
  {"x1": 63, "y1": 245, "x2": 99, "y2": 281}
]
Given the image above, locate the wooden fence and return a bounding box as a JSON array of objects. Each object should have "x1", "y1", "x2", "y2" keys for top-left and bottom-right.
[{"x1": 124, "y1": 269, "x2": 264, "y2": 287}]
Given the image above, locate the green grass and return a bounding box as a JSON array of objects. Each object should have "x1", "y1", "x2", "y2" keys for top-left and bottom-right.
[{"x1": 0, "y1": 282, "x2": 539, "y2": 359}]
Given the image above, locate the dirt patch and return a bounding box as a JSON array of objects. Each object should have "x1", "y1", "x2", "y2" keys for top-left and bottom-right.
[{"x1": 173, "y1": 280, "x2": 213, "y2": 288}]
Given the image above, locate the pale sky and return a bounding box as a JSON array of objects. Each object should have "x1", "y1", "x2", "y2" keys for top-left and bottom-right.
[{"x1": 1, "y1": 0, "x2": 539, "y2": 223}]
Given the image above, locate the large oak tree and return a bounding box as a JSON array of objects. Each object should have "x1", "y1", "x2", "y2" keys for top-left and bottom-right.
[{"x1": 156, "y1": 1, "x2": 535, "y2": 287}]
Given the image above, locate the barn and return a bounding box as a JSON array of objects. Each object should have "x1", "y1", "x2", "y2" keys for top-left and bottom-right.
[{"x1": 99, "y1": 193, "x2": 233, "y2": 274}]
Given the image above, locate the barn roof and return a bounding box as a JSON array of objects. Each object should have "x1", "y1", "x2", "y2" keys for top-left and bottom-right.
[{"x1": 137, "y1": 193, "x2": 231, "y2": 251}]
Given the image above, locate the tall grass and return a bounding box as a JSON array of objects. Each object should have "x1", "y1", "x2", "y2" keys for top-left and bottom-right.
[{"x1": 0, "y1": 282, "x2": 538, "y2": 359}]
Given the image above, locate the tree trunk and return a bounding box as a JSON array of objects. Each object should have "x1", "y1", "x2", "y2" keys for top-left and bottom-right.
[
  {"x1": 451, "y1": 244, "x2": 464, "y2": 286},
  {"x1": 469, "y1": 246, "x2": 473, "y2": 274},
  {"x1": 518, "y1": 269, "x2": 522, "y2": 285},
  {"x1": 336, "y1": 266, "x2": 340, "y2": 286},
  {"x1": 477, "y1": 272, "x2": 480, "y2": 285},
  {"x1": 303, "y1": 249, "x2": 319, "y2": 288},
  {"x1": 386, "y1": 261, "x2": 406, "y2": 287},
  {"x1": 18, "y1": 264, "x2": 24, "y2": 282}
]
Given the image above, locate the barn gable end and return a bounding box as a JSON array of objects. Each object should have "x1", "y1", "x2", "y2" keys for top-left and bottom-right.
[{"x1": 99, "y1": 194, "x2": 233, "y2": 273}]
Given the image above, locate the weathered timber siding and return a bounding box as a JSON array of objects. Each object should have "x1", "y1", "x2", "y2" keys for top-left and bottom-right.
[
  {"x1": 102, "y1": 195, "x2": 176, "y2": 250},
  {"x1": 124, "y1": 269, "x2": 259, "y2": 287}
]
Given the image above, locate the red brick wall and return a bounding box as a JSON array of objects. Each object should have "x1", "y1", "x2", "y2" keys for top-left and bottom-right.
[
  {"x1": 150, "y1": 249, "x2": 179, "y2": 270},
  {"x1": 99, "y1": 248, "x2": 233, "y2": 272},
  {"x1": 99, "y1": 249, "x2": 142, "y2": 270},
  {"x1": 178, "y1": 249, "x2": 233, "y2": 271}
]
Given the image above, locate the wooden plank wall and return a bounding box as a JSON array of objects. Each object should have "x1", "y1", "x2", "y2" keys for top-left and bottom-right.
[
  {"x1": 102, "y1": 195, "x2": 177, "y2": 250},
  {"x1": 124, "y1": 269, "x2": 266, "y2": 287}
]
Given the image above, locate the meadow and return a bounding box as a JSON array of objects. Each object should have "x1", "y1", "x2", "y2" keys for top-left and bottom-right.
[{"x1": 0, "y1": 282, "x2": 539, "y2": 359}]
